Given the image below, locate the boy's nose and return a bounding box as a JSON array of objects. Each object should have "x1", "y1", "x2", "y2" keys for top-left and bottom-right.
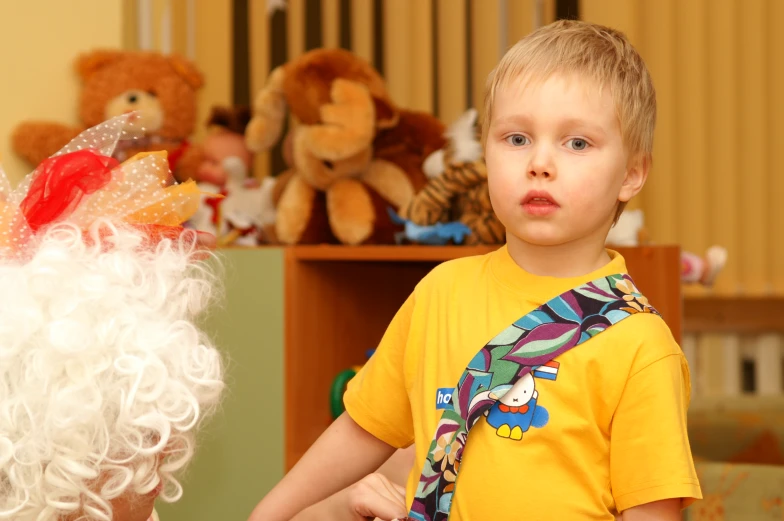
[
  {"x1": 527, "y1": 146, "x2": 556, "y2": 179},
  {"x1": 528, "y1": 168, "x2": 553, "y2": 179}
]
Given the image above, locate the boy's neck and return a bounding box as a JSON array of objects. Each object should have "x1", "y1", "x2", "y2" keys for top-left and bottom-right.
[{"x1": 506, "y1": 233, "x2": 612, "y2": 279}]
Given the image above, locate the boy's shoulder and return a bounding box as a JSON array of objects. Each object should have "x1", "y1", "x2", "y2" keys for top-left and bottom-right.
[
  {"x1": 416, "y1": 249, "x2": 496, "y2": 291},
  {"x1": 608, "y1": 310, "x2": 685, "y2": 372}
]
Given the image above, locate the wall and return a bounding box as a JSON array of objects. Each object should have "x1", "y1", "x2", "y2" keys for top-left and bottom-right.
[
  {"x1": 0, "y1": 1, "x2": 124, "y2": 186},
  {"x1": 155, "y1": 248, "x2": 285, "y2": 521},
  {"x1": 580, "y1": 0, "x2": 784, "y2": 298}
]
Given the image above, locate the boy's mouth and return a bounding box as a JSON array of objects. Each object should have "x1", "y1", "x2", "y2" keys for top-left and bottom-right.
[{"x1": 521, "y1": 190, "x2": 559, "y2": 216}]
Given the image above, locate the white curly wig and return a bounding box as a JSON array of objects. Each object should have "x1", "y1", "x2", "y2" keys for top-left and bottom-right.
[{"x1": 0, "y1": 116, "x2": 225, "y2": 520}]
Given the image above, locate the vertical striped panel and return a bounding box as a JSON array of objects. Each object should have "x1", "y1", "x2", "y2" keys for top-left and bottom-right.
[
  {"x1": 696, "y1": 334, "x2": 725, "y2": 396},
  {"x1": 635, "y1": 0, "x2": 677, "y2": 244},
  {"x1": 171, "y1": 0, "x2": 189, "y2": 56},
  {"x1": 408, "y1": 1, "x2": 434, "y2": 113},
  {"x1": 470, "y1": 0, "x2": 502, "y2": 113},
  {"x1": 382, "y1": 0, "x2": 412, "y2": 108},
  {"x1": 152, "y1": 0, "x2": 171, "y2": 53},
  {"x1": 579, "y1": 0, "x2": 639, "y2": 44},
  {"x1": 541, "y1": 0, "x2": 556, "y2": 25},
  {"x1": 722, "y1": 335, "x2": 741, "y2": 397},
  {"x1": 674, "y1": 0, "x2": 708, "y2": 299},
  {"x1": 249, "y1": 0, "x2": 271, "y2": 179},
  {"x1": 350, "y1": 0, "x2": 374, "y2": 64},
  {"x1": 194, "y1": 0, "x2": 232, "y2": 142},
  {"x1": 287, "y1": 0, "x2": 306, "y2": 60},
  {"x1": 738, "y1": 2, "x2": 768, "y2": 295},
  {"x1": 286, "y1": 0, "x2": 306, "y2": 132},
  {"x1": 138, "y1": 0, "x2": 154, "y2": 50},
  {"x1": 321, "y1": 0, "x2": 341, "y2": 48},
  {"x1": 436, "y1": 0, "x2": 467, "y2": 123},
  {"x1": 770, "y1": 0, "x2": 784, "y2": 294},
  {"x1": 756, "y1": 335, "x2": 783, "y2": 395},
  {"x1": 507, "y1": 0, "x2": 536, "y2": 47},
  {"x1": 123, "y1": 0, "x2": 138, "y2": 49},
  {"x1": 681, "y1": 333, "x2": 698, "y2": 395},
  {"x1": 707, "y1": 0, "x2": 739, "y2": 296}
]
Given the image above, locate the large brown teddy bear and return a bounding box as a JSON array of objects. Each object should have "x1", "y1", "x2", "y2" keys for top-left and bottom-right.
[
  {"x1": 246, "y1": 47, "x2": 446, "y2": 245},
  {"x1": 12, "y1": 49, "x2": 203, "y2": 173}
]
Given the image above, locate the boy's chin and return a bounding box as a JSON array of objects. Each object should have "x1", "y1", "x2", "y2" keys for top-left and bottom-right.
[{"x1": 506, "y1": 227, "x2": 570, "y2": 248}]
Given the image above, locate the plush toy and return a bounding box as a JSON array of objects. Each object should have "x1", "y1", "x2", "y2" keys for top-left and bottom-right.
[
  {"x1": 605, "y1": 208, "x2": 650, "y2": 247},
  {"x1": 178, "y1": 105, "x2": 277, "y2": 246},
  {"x1": 12, "y1": 49, "x2": 204, "y2": 173},
  {"x1": 395, "y1": 109, "x2": 506, "y2": 246},
  {"x1": 606, "y1": 209, "x2": 728, "y2": 287},
  {"x1": 245, "y1": 47, "x2": 446, "y2": 245}
]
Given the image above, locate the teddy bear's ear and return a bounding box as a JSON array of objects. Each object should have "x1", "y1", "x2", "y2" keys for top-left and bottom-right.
[
  {"x1": 75, "y1": 50, "x2": 126, "y2": 81},
  {"x1": 167, "y1": 54, "x2": 205, "y2": 90}
]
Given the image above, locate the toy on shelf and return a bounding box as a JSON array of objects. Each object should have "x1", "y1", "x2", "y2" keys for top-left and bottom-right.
[
  {"x1": 606, "y1": 209, "x2": 728, "y2": 287},
  {"x1": 395, "y1": 109, "x2": 505, "y2": 246},
  {"x1": 180, "y1": 106, "x2": 276, "y2": 246},
  {"x1": 12, "y1": 49, "x2": 203, "y2": 174},
  {"x1": 330, "y1": 349, "x2": 376, "y2": 420},
  {"x1": 245, "y1": 47, "x2": 446, "y2": 246}
]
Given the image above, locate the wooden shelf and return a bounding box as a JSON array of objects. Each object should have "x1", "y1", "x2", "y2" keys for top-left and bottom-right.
[
  {"x1": 280, "y1": 243, "x2": 684, "y2": 471},
  {"x1": 684, "y1": 296, "x2": 784, "y2": 334},
  {"x1": 285, "y1": 244, "x2": 499, "y2": 262}
]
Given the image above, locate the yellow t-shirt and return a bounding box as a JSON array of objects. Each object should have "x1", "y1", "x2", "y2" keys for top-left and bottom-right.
[{"x1": 343, "y1": 246, "x2": 702, "y2": 520}]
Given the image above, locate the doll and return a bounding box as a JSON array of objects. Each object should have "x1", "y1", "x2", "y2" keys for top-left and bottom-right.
[
  {"x1": 0, "y1": 114, "x2": 224, "y2": 520},
  {"x1": 178, "y1": 106, "x2": 276, "y2": 246}
]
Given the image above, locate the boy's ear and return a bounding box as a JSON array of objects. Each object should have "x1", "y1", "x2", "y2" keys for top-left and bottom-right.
[{"x1": 619, "y1": 153, "x2": 649, "y2": 203}]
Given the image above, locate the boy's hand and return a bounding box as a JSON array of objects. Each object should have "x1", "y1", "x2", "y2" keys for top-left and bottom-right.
[{"x1": 346, "y1": 473, "x2": 408, "y2": 521}]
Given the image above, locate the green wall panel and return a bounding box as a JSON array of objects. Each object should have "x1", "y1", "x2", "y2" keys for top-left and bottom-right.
[{"x1": 156, "y1": 247, "x2": 285, "y2": 520}]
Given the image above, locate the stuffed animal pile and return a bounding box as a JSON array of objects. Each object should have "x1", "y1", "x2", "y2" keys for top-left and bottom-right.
[{"x1": 245, "y1": 47, "x2": 447, "y2": 245}]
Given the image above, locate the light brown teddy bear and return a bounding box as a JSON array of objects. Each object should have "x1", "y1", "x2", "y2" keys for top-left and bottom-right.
[
  {"x1": 12, "y1": 49, "x2": 204, "y2": 174},
  {"x1": 246, "y1": 47, "x2": 446, "y2": 246}
]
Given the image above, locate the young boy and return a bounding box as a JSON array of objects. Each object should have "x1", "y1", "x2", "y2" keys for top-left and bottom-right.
[{"x1": 248, "y1": 19, "x2": 702, "y2": 521}]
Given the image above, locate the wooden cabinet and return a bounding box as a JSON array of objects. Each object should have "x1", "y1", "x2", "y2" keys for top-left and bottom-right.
[{"x1": 282, "y1": 244, "x2": 682, "y2": 470}]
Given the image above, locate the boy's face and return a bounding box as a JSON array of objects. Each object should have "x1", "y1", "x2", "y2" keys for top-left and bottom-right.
[{"x1": 485, "y1": 73, "x2": 646, "y2": 253}]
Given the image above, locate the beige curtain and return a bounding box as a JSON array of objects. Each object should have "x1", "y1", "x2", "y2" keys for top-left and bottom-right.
[{"x1": 581, "y1": 0, "x2": 784, "y2": 298}]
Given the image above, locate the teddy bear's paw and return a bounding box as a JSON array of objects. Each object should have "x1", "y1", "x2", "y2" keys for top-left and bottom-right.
[
  {"x1": 306, "y1": 79, "x2": 376, "y2": 162},
  {"x1": 246, "y1": 101, "x2": 286, "y2": 153},
  {"x1": 327, "y1": 179, "x2": 374, "y2": 245},
  {"x1": 362, "y1": 160, "x2": 415, "y2": 209},
  {"x1": 11, "y1": 122, "x2": 84, "y2": 167},
  {"x1": 275, "y1": 174, "x2": 316, "y2": 245},
  {"x1": 246, "y1": 67, "x2": 287, "y2": 152}
]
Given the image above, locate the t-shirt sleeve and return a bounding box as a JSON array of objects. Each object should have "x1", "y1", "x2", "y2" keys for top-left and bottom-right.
[
  {"x1": 342, "y1": 292, "x2": 415, "y2": 449},
  {"x1": 610, "y1": 352, "x2": 702, "y2": 512}
]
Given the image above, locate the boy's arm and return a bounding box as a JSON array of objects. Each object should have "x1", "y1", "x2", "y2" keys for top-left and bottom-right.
[
  {"x1": 247, "y1": 413, "x2": 398, "y2": 521},
  {"x1": 292, "y1": 473, "x2": 408, "y2": 521},
  {"x1": 293, "y1": 447, "x2": 416, "y2": 521},
  {"x1": 610, "y1": 347, "x2": 701, "y2": 511},
  {"x1": 621, "y1": 499, "x2": 681, "y2": 521}
]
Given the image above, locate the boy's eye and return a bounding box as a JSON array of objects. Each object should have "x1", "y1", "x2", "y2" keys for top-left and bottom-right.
[
  {"x1": 505, "y1": 134, "x2": 528, "y2": 146},
  {"x1": 566, "y1": 138, "x2": 589, "y2": 151}
]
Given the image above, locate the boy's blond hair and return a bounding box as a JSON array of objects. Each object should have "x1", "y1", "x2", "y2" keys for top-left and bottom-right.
[{"x1": 482, "y1": 19, "x2": 656, "y2": 221}]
